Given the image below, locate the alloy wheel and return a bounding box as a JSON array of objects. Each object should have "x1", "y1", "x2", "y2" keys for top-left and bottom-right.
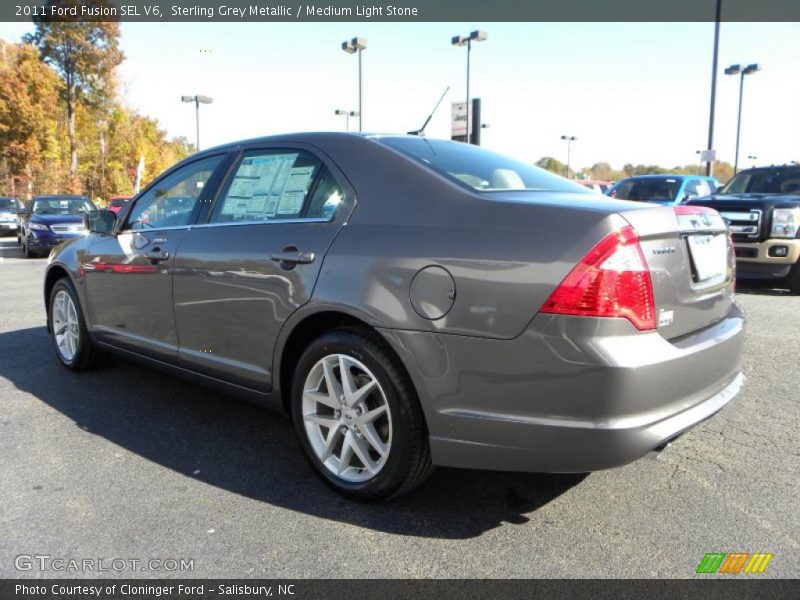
[
  {"x1": 301, "y1": 354, "x2": 392, "y2": 483},
  {"x1": 52, "y1": 290, "x2": 80, "y2": 362}
]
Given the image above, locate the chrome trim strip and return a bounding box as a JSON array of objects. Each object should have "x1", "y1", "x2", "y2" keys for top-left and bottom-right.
[
  {"x1": 192, "y1": 217, "x2": 333, "y2": 229},
  {"x1": 120, "y1": 225, "x2": 192, "y2": 233}
]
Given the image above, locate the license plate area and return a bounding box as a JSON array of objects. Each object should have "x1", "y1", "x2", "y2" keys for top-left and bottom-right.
[{"x1": 686, "y1": 233, "x2": 728, "y2": 285}]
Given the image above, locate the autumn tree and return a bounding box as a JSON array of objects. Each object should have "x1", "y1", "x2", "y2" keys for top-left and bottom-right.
[
  {"x1": 0, "y1": 41, "x2": 62, "y2": 196},
  {"x1": 24, "y1": 0, "x2": 123, "y2": 179}
]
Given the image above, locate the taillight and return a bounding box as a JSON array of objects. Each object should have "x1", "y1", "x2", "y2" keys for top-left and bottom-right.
[{"x1": 540, "y1": 225, "x2": 656, "y2": 330}]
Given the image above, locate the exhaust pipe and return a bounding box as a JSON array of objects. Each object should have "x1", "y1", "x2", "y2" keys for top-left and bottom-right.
[{"x1": 647, "y1": 433, "x2": 683, "y2": 460}]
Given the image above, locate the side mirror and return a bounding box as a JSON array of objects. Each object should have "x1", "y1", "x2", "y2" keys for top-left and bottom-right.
[{"x1": 83, "y1": 209, "x2": 117, "y2": 234}]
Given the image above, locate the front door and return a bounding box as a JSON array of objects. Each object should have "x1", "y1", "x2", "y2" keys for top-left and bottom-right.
[
  {"x1": 172, "y1": 147, "x2": 352, "y2": 391},
  {"x1": 82, "y1": 154, "x2": 227, "y2": 363}
]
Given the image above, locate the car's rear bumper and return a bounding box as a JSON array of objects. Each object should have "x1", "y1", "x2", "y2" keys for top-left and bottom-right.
[{"x1": 379, "y1": 303, "x2": 745, "y2": 473}]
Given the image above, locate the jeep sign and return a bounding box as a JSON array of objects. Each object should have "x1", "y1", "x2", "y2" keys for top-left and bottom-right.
[{"x1": 451, "y1": 101, "x2": 469, "y2": 138}]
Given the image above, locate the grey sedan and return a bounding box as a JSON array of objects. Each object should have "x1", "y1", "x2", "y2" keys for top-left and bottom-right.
[{"x1": 44, "y1": 133, "x2": 745, "y2": 501}]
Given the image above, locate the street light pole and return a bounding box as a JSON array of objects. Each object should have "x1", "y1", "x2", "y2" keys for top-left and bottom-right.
[
  {"x1": 704, "y1": 0, "x2": 722, "y2": 177},
  {"x1": 725, "y1": 63, "x2": 760, "y2": 175},
  {"x1": 335, "y1": 109, "x2": 359, "y2": 132},
  {"x1": 452, "y1": 30, "x2": 486, "y2": 144},
  {"x1": 561, "y1": 135, "x2": 577, "y2": 178},
  {"x1": 342, "y1": 37, "x2": 367, "y2": 131},
  {"x1": 181, "y1": 94, "x2": 213, "y2": 151}
]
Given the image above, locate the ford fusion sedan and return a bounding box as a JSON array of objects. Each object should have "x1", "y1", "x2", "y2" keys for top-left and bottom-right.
[
  {"x1": 608, "y1": 175, "x2": 720, "y2": 205},
  {"x1": 19, "y1": 195, "x2": 95, "y2": 258},
  {"x1": 44, "y1": 133, "x2": 744, "y2": 501}
]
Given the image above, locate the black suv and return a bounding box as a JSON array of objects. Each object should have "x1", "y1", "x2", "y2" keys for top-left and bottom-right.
[{"x1": 687, "y1": 164, "x2": 800, "y2": 292}]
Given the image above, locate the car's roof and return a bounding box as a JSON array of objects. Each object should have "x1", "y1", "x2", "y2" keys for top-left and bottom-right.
[
  {"x1": 33, "y1": 194, "x2": 90, "y2": 200},
  {"x1": 737, "y1": 165, "x2": 800, "y2": 173},
  {"x1": 193, "y1": 132, "x2": 443, "y2": 157}
]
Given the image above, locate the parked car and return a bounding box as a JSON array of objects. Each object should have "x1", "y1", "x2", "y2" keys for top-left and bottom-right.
[
  {"x1": 106, "y1": 196, "x2": 132, "y2": 215},
  {"x1": 18, "y1": 195, "x2": 95, "y2": 258},
  {"x1": 0, "y1": 197, "x2": 23, "y2": 236},
  {"x1": 44, "y1": 133, "x2": 744, "y2": 501},
  {"x1": 608, "y1": 175, "x2": 720, "y2": 205},
  {"x1": 686, "y1": 164, "x2": 800, "y2": 292},
  {"x1": 572, "y1": 179, "x2": 612, "y2": 194}
]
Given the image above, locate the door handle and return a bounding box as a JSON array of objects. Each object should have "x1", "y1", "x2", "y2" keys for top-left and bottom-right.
[
  {"x1": 269, "y1": 246, "x2": 315, "y2": 269},
  {"x1": 144, "y1": 248, "x2": 170, "y2": 263}
]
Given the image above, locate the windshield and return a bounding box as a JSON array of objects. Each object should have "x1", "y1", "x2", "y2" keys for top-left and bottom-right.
[
  {"x1": 32, "y1": 198, "x2": 94, "y2": 215},
  {"x1": 610, "y1": 177, "x2": 682, "y2": 203},
  {"x1": 374, "y1": 137, "x2": 591, "y2": 193},
  {"x1": 0, "y1": 199, "x2": 19, "y2": 212},
  {"x1": 721, "y1": 167, "x2": 800, "y2": 195}
]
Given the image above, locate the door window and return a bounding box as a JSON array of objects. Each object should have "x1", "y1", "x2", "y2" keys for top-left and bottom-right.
[
  {"x1": 125, "y1": 155, "x2": 224, "y2": 231},
  {"x1": 684, "y1": 179, "x2": 700, "y2": 197},
  {"x1": 210, "y1": 150, "x2": 323, "y2": 224}
]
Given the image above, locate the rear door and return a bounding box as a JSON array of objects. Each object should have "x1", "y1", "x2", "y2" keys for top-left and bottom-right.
[
  {"x1": 621, "y1": 205, "x2": 735, "y2": 339},
  {"x1": 82, "y1": 154, "x2": 228, "y2": 362},
  {"x1": 171, "y1": 145, "x2": 354, "y2": 391}
]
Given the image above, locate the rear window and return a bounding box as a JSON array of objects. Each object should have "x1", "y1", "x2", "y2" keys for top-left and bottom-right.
[
  {"x1": 374, "y1": 137, "x2": 590, "y2": 194},
  {"x1": 610, "y1": 178, "x2": 682, "y2": 203},
  {"x1": 721, "y1": 168, "x2": 800, "y2": 195}
]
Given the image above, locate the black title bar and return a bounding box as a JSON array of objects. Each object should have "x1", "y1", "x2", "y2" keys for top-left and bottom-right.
[{"x1": 4, "y1": 0, "x2": 800, "y2": 22}]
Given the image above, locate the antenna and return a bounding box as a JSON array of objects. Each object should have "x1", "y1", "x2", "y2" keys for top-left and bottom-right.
[{"x1": 408, "y1": 86, "x2": 449, "y2": 136}]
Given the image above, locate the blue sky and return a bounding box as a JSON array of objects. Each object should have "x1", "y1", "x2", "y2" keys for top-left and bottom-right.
[{"x1": 1, "y1": 21, "x2": 798, "y2": 170}]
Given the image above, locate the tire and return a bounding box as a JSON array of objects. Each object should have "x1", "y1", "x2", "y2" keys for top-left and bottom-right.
[
  {"x1": 787, "y1": 262, "x2": 800, "y2": 295},
  {"x1": 48, "y1": 277, "x2": 102, "y2": 371},
  {"x1": 23, "y1": 237, "x2": 39, "y2": 258},
  {"x1": 291, "y1": 327, "x2": 433, "y2": 502}
]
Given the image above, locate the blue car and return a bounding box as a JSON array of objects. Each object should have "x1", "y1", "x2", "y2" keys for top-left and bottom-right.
[
  {"x1": 18, "y1": 195, "x2": 95, "y2": 258},
  {"x1": 607, "y1": 174, "x2": 720, "y2": 205}
]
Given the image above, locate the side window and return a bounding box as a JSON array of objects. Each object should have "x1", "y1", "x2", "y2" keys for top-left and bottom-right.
[
  {"x1": 684, "y1": 179, "x2": 700, "y2": 196},
  {"x1": 125, "y1": 155, "x2": 224, "y2": 231},
  {"x1": 210, "y1": 150, "x2": 321, "y2": 224},
  {"x1": 695, "y1": 179, "x2": 711, "y2": 196},
  {"x1": 305, "y1": 168, "x2": 345, "y2": 219}
]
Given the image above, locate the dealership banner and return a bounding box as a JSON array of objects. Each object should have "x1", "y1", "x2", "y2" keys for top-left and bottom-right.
[
  {"x1": 2, "y1": 580, "x2": 800, "y2": 600},
  {"x1": 3, "y1": 0, "x2": 800, "y2": 22}
]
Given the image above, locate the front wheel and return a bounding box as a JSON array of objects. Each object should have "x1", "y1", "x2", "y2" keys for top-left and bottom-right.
[
  {"x1": 49, "y1": 277, "x2": 102, "y2": 371},
  {"x1": 23, "y1": 238, "x2": 38, "y2": 258},
  {"x1": 291, "y1": 328, "x2": 433, "y2": 501}
]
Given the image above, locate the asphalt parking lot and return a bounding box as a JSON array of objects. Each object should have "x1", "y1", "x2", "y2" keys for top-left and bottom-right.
[{"x1": 0, "y1": 235, "x2": 798, "y2": 579}]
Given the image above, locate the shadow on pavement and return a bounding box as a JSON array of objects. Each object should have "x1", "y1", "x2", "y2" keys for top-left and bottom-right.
[
  {"x1": 735, "y1": 280, "x2": 795, "y2": 297},
  {"x1": 0, "y1": 236, "x2": 25, "y2": 259},
  {"x1": 0, "y1": 325, "x2": 585, "y2": 539}
]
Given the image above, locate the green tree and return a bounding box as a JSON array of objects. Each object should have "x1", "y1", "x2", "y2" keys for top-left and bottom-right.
[
  {"x1": 536, "y1": 156, "x2": 569, "y2": 177},
  {"x1": 589, "y1": 162, "x2": 613, "y2": 180},
  {"x1": 24, "y1": 0, "x2": 123, "y2": 178}
]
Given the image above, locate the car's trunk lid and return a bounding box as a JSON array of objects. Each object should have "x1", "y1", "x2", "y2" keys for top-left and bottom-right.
[{"x1": 620, "y1": 205, "x2": 735, "y2": 339}]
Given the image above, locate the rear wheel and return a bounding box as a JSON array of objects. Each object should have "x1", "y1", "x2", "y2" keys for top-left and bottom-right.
[
  {"x1": 49, "y1": 277, "x2": 102, "y2": 371},
  {"x1": 291, "y1": 328, "x2": 433, "y2": 501}
]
